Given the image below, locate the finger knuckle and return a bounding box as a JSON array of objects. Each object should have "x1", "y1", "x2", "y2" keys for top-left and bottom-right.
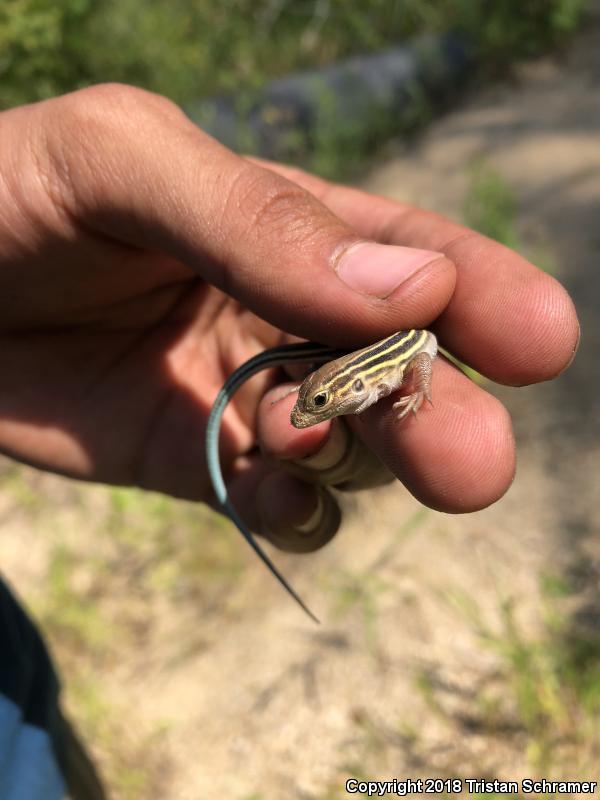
[
  {"x1": 224, "y1": 166, "x2": 313, "y2": 241},
  {"x1": 50, "y1": 84, "x2": 185, "y2": 155},
  {"x1": 40, "y1": 84, "x2": 185, "y2": 214}
]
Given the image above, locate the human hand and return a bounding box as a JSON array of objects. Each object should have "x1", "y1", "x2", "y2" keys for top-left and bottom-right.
[{"x1": 0, "y1": 85, "x2": 579, "y2": 550}]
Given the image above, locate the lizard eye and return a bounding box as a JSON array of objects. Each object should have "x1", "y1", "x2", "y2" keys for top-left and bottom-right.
[
  {"x1": 312, "y1": 391, "x2": 329, "y2": 408},
  {"x1": 352, "y1": 379, "x2": 364, "y2": 392}
]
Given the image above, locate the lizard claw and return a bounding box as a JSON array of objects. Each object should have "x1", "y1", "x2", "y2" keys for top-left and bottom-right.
[
  {"x1": 392, "y1": 350, "x2": 434, "y2": 422},
  {"x1": 393, "y1": 391, "x2": 425, "y2": 422}
]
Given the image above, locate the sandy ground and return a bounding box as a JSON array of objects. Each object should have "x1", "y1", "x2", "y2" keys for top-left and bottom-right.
[{"x1": 2, "y1": 10, "x2": 600, "y2": 800}]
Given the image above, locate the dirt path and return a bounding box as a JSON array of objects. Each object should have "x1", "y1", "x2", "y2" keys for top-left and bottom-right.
[{"x1": 1, "y1": 13, "x2": 599, "y2": 800}]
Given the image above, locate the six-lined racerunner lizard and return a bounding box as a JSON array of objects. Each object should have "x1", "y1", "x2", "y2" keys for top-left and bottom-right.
[{"x1": 205, "y1": 328, "x2": 438, "y2": 622}]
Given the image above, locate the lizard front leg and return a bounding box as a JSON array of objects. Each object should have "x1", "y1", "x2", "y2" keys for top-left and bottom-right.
[{"x1": 392, "y1": 351, "x2": 434, "y2": 422}]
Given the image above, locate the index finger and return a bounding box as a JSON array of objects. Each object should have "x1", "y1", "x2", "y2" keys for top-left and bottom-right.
[{"x1": 252, "y1": 160, "x2": 580, "y2": 386}]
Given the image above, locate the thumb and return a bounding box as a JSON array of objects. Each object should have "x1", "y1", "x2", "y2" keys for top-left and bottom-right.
[{"x1": 43, "y1": 85, "x2": 455, "y2": 344}]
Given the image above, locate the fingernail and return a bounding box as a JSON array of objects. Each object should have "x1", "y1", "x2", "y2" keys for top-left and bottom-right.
[
  {"x1": 336, "y1": 241, "x2": 445, "y2": 298},
  {"x1": 257, "y1": 477, "x2": 340, "y2": 553},
  {"x1": 294, "y1": 488, "x2": 326, "y2": 534}
]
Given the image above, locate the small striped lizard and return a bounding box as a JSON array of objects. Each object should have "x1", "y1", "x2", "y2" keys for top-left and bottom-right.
[{"x1": 205, "y1": 329, "x2": 438, "y2": 622}]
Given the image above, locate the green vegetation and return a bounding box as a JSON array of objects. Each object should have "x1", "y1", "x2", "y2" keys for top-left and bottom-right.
[
  {"x1": 463, "y1": 160, "x2": 519, "y2": 249},
  {"x1": 303, "y1": 78, "x2": 437, "y2": 179},
  {"x1": 1, "y1": 1, "x2": 584, "y2": 111},
  {"x1": 434, "y1": 578, "x2": 600, "y2": 776},
  {"x1": 449, "y1": 158, "x2": 558, "y2": 382},
  {"x1": 463, "y1": 159, "x2": 557, "y2": 275},
  {"x1": 67, "y1": 675, "x2": 169, "y2": 800},
  {"x1": 330, "y1": 569, "x2": 391, "y2": 652},
  {"x1": 454, "y1": 0, "x2": 585, "y2": 72},
  {"x1": 315, "y1": 574, "x2": 600, "y2": 798},
  {"x1": 0, "y1": 1, "x2": 584, "y2": 179},
  {"x1": 39, "y1": 542, "x2": 116, "y2": 651},
  {"x1": 445, "y1": 161, "x2": 519, "y2": 384},
  {"x1": 329, "y1": 508, "x2": 429, "y2": 650}
]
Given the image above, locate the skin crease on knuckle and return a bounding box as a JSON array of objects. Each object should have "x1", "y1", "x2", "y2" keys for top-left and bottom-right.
[
  {"x1": 224, "y1": 165, "x2": 313, "y2": 240},
  {"x1": 216, "y1": 163, "x2": 361, "y2": 290},
  {"x1": 212, "y1": 166, "x2": 312, "y2": 291}
]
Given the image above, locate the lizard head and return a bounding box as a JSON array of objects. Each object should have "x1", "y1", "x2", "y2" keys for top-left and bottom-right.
[{"x1": 290, "y1": 361, "x2": 371, "y2": 429}]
